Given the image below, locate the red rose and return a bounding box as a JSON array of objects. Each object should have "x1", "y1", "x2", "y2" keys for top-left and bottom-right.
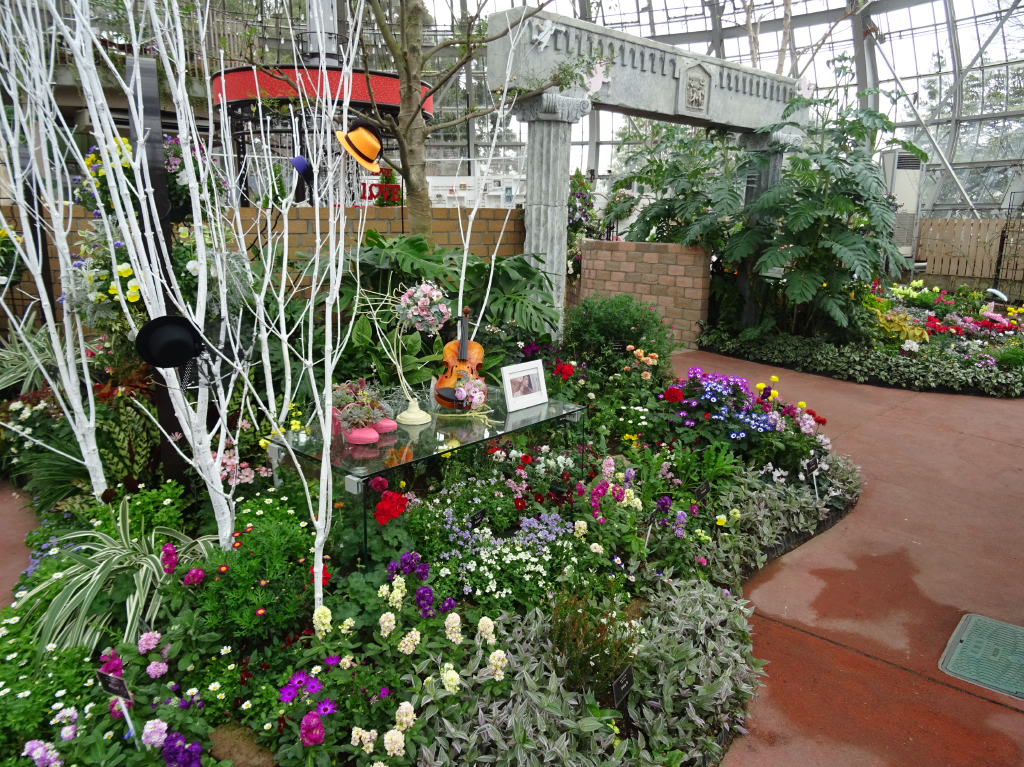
[
  {"x1": 663, "y1": 387, "x2": 684, "y2": 403},
  {"x1": 520, "y1": 455, "x2": 532, "y2": 465},
  {"x1": 514, "y1": 497, "x2": 526, "y2": 510}
]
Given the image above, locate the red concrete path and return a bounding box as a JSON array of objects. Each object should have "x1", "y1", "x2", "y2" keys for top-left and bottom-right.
[
  {"x1": 671, "y1": 351, "x2": 1024, "y2": 767},
  {"x1": 0, "y1": 482, "x2": 36, "y2": 601}
]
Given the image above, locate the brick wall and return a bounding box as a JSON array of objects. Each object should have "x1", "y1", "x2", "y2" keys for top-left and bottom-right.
[
  {"x1": 579, "y1": 240, "x2": 711, "y2": 349},
  {"x1": 233, "y1": 206, "x2": 525, "y2": 258},
  {"x1": 0, "y1": 205, "x2": 525, "y2": 330}
]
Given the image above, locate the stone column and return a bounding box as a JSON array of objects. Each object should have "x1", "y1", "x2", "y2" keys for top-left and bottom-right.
[{"x1": 514, "y1": 93, "x2": 591, "y2": 328}]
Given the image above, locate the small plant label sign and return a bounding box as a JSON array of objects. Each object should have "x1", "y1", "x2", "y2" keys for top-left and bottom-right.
[
  {"x1": 694, "y1": 480, "x2": 711, "y2": 506},
  {"x1": 806, "y1": 456, "x2": 819, "y2": 474},
  {"x1": 468, "y1": 510, "x2": 488, "y2": 529},
  {"x1": 610, "y1": 340, "x2": 628, "y2": 355},
  {"x1": 612, "y1": 664, "x2": 635, "y2": 708},
  {"x1": 96, "y1": 671, "x2": 132, "y2": 700}
]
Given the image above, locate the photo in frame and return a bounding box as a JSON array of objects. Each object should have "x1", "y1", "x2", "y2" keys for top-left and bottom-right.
[{"x1": 501, "y1": 360, "x2": 548, "y2": 412}]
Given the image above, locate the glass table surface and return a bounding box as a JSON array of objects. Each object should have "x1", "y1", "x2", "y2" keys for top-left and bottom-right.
[{"x1": 277, "y1": 390, "x2": 585, "y2": 480}]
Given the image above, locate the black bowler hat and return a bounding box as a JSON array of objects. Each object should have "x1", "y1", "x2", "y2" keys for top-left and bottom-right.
[
  {"x1": 290, "y1": 156, "x2": 315, "y2": 187},
  {"x1": 135, "y1": 316, "x2": 204, "y2": 368}
]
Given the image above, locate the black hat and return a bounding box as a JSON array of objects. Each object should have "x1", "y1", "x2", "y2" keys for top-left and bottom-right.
[
  {"x1": 290, "y1": 155, "x2": 315, "y2": 187},
  {"x1": 135, "y1": 315, "x2": 204, "y2": 368}
]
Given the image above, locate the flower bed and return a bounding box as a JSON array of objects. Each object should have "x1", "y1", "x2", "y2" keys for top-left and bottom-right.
[
  {"x1": 0, "y1": 294, "x2": 863, "y2": 767},
  {"x1": 700, "y1": 282, "x2": 1024, "y2": 398}
]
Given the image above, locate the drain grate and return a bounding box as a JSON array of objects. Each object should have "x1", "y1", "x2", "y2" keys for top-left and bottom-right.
[{"x1": 938, "y1": 614, "x2": 1024, "y2": 699}]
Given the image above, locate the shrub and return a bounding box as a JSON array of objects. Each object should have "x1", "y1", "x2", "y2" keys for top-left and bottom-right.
[
  {"x1": 549, "y1": 589, "x2": 638, "y2": 697},
  {"x1": 563, "y1": 294, "x2": 677, "y2": 373}
]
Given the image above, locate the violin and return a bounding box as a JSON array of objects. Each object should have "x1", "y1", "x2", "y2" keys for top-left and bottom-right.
[{"x1": 434, "y1": 308, "x2": 485, "y2": 410}]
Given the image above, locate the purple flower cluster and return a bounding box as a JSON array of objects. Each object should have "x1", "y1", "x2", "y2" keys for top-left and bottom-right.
[
  {"x1": 415, "y1": 586, "x2": 435, "y2": 618},
  {"x1": 387, "y1": 551, "x2": 429, "y2": 582},
  {"x1": 182, "y1": 568, "x2": 205, "y2": 586},
  {"x1": 300, "y1": 711, "x2": 325, "y2": 746},
  {"x1": 279, "y1": 670, "x2": 322, "y2": 703},
  {"x1": 162, "y1": 731, "x2": 202, "y2": 767},
  {"x1": 439, "y1": 597, "x2": 457, "y2": 612},
  {"x1": 161, "y1": 543, "x2": 178, "y2": 575}
]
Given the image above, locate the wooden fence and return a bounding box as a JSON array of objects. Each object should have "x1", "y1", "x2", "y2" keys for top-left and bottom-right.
[{"x1": 917, "y1": 217, "x2": 1024, "y2": 284}]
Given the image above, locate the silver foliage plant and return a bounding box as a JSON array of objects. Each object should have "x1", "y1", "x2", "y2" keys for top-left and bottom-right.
[
  {"x1": 698, "y1": 454, "x2": 863, "y2": 588},
  {"x1": 415, "y1": 583, "x2": 762, "y2": 767}
]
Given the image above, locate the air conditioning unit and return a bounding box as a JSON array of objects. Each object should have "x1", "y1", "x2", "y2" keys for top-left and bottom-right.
[{"x1": 880, "y1": 150, "x2": 924, "y2": 260}]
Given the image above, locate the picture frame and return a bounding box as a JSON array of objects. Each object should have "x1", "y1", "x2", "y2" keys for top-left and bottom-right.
[{"x1": 501, "y1": 360, "x2": 548, "y2": 412}]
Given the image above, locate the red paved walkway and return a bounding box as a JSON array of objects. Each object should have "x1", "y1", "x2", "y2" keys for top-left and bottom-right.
[
  {"x1": 672, "y1": 351, "x2": 1024, "y2": 767},
  {"x1": 0, "y1": 482, "x2": 36, "y2": 601}
]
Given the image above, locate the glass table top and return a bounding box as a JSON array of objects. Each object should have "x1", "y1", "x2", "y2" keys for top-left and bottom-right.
[{"x1": 277, "y1": 390, "x2": 585, "y2": 480}]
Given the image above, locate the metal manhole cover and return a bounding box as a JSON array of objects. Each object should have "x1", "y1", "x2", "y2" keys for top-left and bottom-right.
[{"x1": 938, "y1": 614, "x2": 1024, "y2": 699}]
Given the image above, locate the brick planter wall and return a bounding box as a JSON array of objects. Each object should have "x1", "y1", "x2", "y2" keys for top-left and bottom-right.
[{"x1": 579, "y1": 240, "x2": 711, "y2": 349}]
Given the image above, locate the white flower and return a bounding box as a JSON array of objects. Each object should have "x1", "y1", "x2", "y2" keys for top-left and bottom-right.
[
  {"x1": 220, "y1": 646, "x2": 231, "y2": 655},
  {"x1": 208, "y1": 682, "x2": 221, "y2": 691},
  {"x1": 338, "y1": 618, "x2": 355, "y2": 635},
  {"x1": 311, "y1": 665, "x2": 322, "y2": 675},
  {"x1": 574, "y1": 520, "x2": 588, "y2": 539},
  {"x1": 185, "y1": 259, "x2": 200, "y2": 276},
  {"x1": 397, "y1": 629, "x2": 421, "y2": 655},
  {"x1": 313, "y1": 606, "x2": 332, "y2": 639},
  {"x1": 55, "y1": 689, "x2": 66, "y2": 697},
  {"x1": 217, "y1": 693, "x2": 225, "y2": 700},
  {"x1": 51, "y1": 572, "x2": 65, "y2": 580},
  {"x1": 587, "y1": 392, "x2": 596, "y2": 400},
  {"x1": 379, "y1": 612, "x2": 396, "y2": 638},
  {"x1": 444, "y1": 613, "x2": 462, "y2": 644},
  {"x1": 45, "y1": 644, "x2": 57, "y2": 652},
  {"x1": 901, "y1": 339, "x2": 920, "y2": 353},
  {"x1": 395, "y1": 701, "x2": 416, "y2": 731},
  {"x1": 103, "y1": 731, "x2": 113, "y2": 739},
  {"x1": 185, "y1": 687, "x2": 199, "y2": 697},
  {"x1": 5, "y1": 653, "x2": 17, "y2": 661},
  {"x1": 477, "y1": 616, "x2": 496, "y2": 646},
  {"x1": 227, "y1": 664, "x2": 236, "y2": 671},
  {"x1": 48, "y1": 548, "x2": 60, "y2": 556},
  {"x1": 488, "y1": 649, "x2": 508, "y2": 681},
  {"x1": 440, "y1": 662, "x2": 460, "y2": 692},
  {"x1": 590, "y1": 542, "x2": 604, "y2": 555},
  {"x1": 17, "y1": 690, "x2": 30, "y2": 698},
  {"x1": 264, "y1": 723, "x2": 272, "y2": 731},
  {"x1": 163, "y1": 499, "x2": 172, "y2": 506},
  {"x1": 383, "y1": 728, "x2": 405, "y2": 757},
  {"x1": 13, "y1": 591, "x2": 26, "y2": 599},
  {"x1": 241, "y1": 701, "x2": 252, "y2": 710}
]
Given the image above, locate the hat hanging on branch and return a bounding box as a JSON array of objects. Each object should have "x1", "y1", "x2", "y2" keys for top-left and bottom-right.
[
  {"x1": 135, "y1": 315, "x2": 206, "y2": 387},
  {"x1": 289, "y1": 156, "x2": 315, "y2": 187},
  {"x1": 335, "y1": 120, "x2": 383, "y2": 174}
]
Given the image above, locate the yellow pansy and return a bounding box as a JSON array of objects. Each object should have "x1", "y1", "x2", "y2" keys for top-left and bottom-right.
[
  {"x1": 108, "y1": 284, "x2": 118, "y2": 295},
  {"x1": 126, "y1": 291, "x2": 140, "y2": 303},
  {"x1": 127, "y1": 279, "x2": 140, "y2": 291},
  {"x1": 716, "y1": 515, "x2": 727, "y2": 526},
  {"x1": 259, "y1": 439, "x2": 270, "y2": 450},
  {"x1": 116, "y1": 264, "x2": 132, "y2": 278}
]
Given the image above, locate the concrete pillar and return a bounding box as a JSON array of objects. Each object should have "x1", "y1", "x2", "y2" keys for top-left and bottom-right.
[{"x1": 515, "y1": 93, "x2": 591, "y2": 326}]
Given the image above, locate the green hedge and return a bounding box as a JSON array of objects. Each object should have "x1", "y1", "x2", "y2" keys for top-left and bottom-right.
[{"x1": 699, "y1": 328, "x2": 1024, "y2": 398}]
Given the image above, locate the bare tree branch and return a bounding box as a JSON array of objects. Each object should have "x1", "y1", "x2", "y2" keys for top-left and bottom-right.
[{"x1": 424, "y1": 78, "x2": 558, "y2": 136}]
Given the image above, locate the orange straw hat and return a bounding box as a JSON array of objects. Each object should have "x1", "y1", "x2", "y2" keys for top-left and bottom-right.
[{"x1": 335, "y1": 120, "x2": 383, "y2": 173}]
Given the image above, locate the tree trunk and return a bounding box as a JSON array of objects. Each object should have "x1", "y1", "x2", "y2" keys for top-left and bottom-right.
[{"x1": 397, "y1": 0, "x2": 434, "y2": 246}]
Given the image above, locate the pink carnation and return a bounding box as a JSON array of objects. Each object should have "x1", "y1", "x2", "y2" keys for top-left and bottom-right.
[{"x1": 146, "y1": 661, "x2": 169, "y2": 679}]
